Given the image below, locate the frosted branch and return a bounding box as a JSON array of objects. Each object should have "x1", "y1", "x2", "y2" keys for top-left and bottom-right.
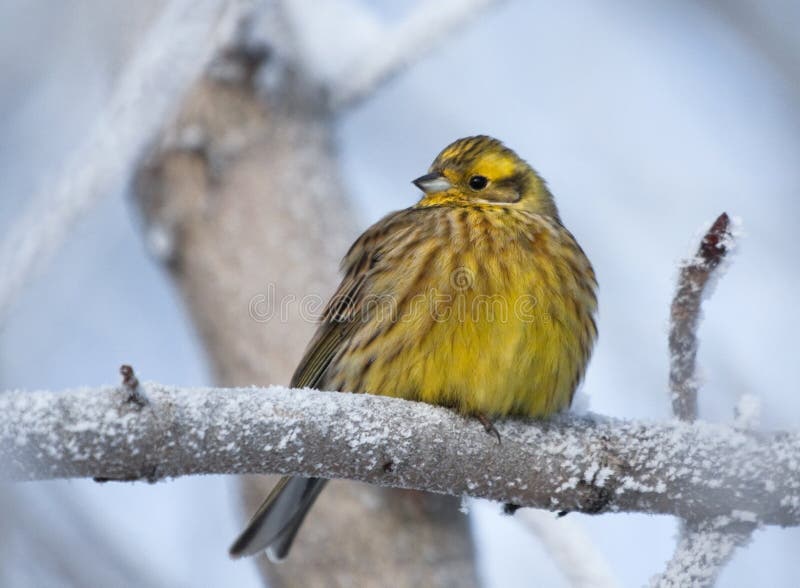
[
  {"x1": 668, "y1": 212, "x2": 733, "y2": 421},
  {"x1": 0, "y1": 0, "x2": 243, "y2": 324},
  {"x1": 651, "y1": 518, "x2": 754, "y2": 588},
  {"x1": 2, "y1": 384, "x2": 799, "y2": 528},
  {"x1": 656, "y1": 212, "x2": 751, "y2": 588},
  {"x1": 329, "y1": 0, "x2": 505, "y2": 110}
]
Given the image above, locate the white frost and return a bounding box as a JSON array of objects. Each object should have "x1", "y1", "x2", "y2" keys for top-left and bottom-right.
[{"x1": 734, "y1": 394, "x2": 761, "y2": 430}]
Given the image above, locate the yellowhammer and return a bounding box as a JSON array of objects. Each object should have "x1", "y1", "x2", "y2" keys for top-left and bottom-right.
[{"x1": 230, "y1": 135, "x2": 598, "y2": 560}]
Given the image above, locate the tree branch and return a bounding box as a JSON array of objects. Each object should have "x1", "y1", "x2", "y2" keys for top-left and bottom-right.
[
  {"x1": 668, "y1": 212, "x2": 733, "y2": 421},
  {"x1": 0, "y1": 0, "x2": 240, "y2": 325},
  {"x1": 329, "y1": 0, "x2": 506, "y2": 110},
  {"x1": 655, "y1": 212, "x2": 755, "y2": 588},
  {"x1": 2, "y1": 384, "x2": 798, "y2": 527},
  {"x1": 652, "y1": 518, "x2": 754, "y2": 588}
]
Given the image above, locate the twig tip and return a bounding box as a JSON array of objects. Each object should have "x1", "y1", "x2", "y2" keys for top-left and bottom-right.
[
  {"x1": 120, "y1": 364, "x2": 147, "y2": 407},
  {"x1": 699, "y1": 212, "x2": 732, "y2": 264}
]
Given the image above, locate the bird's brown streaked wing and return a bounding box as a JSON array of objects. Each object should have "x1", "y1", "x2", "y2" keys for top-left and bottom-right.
[
  {"x1": 289, "y1": 274, "x2": 366, "y2": 389},
  {"x1": 289, "y1": 206, "x2": 423, "y2": 390}
]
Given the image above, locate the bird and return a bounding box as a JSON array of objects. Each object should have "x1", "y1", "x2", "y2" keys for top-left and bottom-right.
[{"x1": 229, "y1": 135, "x2": 598, "y2": 561}]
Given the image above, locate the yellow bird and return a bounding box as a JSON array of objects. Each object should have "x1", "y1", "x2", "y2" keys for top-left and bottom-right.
[{"x1": 229, "y1": 135, "x2": 598, "y2": 560}]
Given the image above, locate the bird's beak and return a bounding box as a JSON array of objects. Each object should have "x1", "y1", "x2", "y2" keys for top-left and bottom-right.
[{"x1": 413, "y1": 172, "x2": 452, "y2": 194}]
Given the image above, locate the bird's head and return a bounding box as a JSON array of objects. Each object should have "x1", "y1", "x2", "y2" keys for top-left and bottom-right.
[{"x1": 412, "y1": 135, "x2": 559, "y2": 219}]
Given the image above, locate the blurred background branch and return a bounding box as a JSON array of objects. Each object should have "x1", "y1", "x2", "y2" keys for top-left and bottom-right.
[
  {"x1": 328, "y1": 0, "x2": 506, "y2": 110},
  {"x1": 707, "y1": 0, "x2": 800, "y2": 104},
  {"x1": 0, "y1": 0, "x2": 239, "y2": 326},
  {"x1": 514, "y1": 509, "x2": 619, "y2": 588}
]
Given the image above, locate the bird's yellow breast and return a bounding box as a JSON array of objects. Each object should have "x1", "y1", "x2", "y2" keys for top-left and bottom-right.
[{"x1": 326, "y1": 204, "x2": 597, "y2": 419}]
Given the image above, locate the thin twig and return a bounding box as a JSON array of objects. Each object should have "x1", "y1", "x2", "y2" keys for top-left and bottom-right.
[
  {"x1": 668, "y1": 212, "x2": 732, "y2": 421},
  {"x1": 120, "y1": 364, "x2": 147, "y2": 407},
  {"x1": 656, "y1": 213, "x2": 754, "y2": 588}
]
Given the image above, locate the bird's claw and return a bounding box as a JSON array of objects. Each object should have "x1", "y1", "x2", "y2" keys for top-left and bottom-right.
[{"x1": 476, "y1": 413, "x2": 501, "y2": 444}]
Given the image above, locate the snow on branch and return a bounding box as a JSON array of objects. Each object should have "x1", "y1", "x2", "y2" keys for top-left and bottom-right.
[
  {"x1": 652, "y1": 518, "x2": 754, "y2": 588},
  {"x1": 668, "y1": 212, "x2": 734, "y2": 421},
  {"x1": 654, "y1": 212, "x2": 752, "y2": 588},
  {"x1": 0, "y1": 0, "x2": 242, "y2": 325},
  {"x1": 1, "y1": 382, "x2": 799, "y2": 527},
  {"x1": 328, "y1": 0, "x2": 505, "y2": 110}
]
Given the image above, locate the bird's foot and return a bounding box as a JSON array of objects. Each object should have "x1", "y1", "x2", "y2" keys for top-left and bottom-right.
[
  {"x1": 502, "y1": 502, "x2": 521, "y2": 515},
  {"x1": 476, "y1": 413, "x2": 501, "y2": 444}
]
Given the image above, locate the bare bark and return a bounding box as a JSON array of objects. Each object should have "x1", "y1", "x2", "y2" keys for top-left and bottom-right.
[
  {"x1": 2, "y1": 384, "x2": 799, "y2": 528},
  {"x1": 132, "y1": 22, "x2": 476, "y2": 586}
]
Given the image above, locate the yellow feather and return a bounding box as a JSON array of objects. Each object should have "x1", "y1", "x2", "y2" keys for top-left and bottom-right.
[{"x1": 307, "y1": 136, "x2": 598, "y2": 418}]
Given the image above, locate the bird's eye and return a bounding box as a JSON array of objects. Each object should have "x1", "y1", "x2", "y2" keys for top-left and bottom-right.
[{"x1": 468, "y1": 175, "x2": 488, "y2": 190}]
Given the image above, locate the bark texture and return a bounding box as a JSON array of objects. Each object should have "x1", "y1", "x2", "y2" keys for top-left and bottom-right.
[{"x1": 3, "y1": 384, "x2": 799, "y2": 529}]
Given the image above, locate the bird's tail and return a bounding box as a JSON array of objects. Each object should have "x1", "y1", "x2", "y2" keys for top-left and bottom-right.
[{"x1": 229, "y1": 476, "x2": 327, "y2": 561}]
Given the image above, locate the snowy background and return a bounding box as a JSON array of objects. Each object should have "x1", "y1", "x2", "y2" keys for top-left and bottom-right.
[{"x1": 1, "y1": 0, "x2": 799, "y2": 586}]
